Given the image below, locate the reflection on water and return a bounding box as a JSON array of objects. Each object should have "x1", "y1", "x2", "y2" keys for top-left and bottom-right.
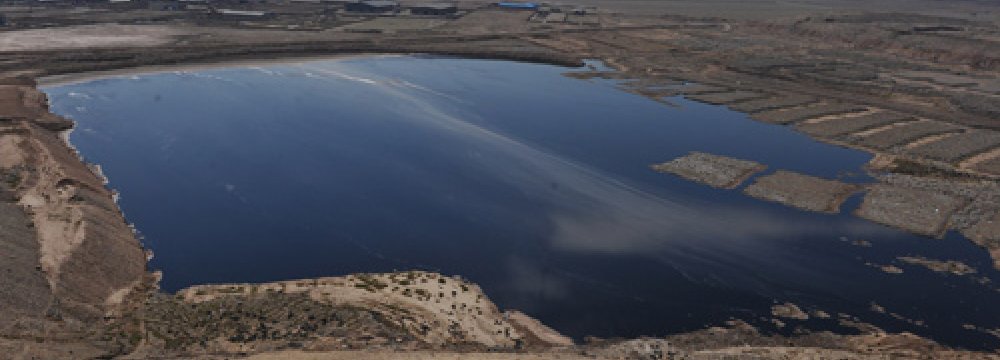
[{"x1": 43, "y1": 56, "x2": 999, "y2": 348}]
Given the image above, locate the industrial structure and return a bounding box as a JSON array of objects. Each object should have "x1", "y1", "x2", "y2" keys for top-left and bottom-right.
[
  {"x1": 409, "y1": 3, "x2": 457, "y2": 16},
  {"x1": 345, "y1": 0, "x2": 399, "y2": 13},
  {"x1": 495, "y1": 2, "x2": 537, "y2": 10},
  {"x1": 212, "y1": 8, "x2": 276, "y2": 20}
]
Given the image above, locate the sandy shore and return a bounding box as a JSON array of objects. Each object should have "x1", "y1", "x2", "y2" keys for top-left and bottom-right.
[{"x1": 37, "y1": 53, "x2": 404, "y2": 87}]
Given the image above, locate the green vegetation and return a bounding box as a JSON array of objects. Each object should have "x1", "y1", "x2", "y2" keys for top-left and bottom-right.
[
  {"x1": 140, "y1": 293, "x2": 414, "y2": 351},
  {"x1": 1, "y1": 170, "x2": 20, "y2": 188},
  {"x1": 354, "y1": 274, "x2": 389, "y2": 292}
]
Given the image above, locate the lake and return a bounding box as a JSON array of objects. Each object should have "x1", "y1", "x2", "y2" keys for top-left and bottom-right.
[{"x1": 43, "y1": 56, "x2": 1000, "y2": 349}]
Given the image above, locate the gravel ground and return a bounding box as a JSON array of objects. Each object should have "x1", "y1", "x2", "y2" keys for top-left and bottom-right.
[
  {"x1": 973, "y1": 155, "x2": 1000, "y2": 176},
  {"x1": 0, "y1": 24, "x2": 186, "y2": 52}
]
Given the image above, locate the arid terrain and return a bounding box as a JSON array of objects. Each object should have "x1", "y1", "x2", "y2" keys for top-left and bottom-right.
[{"x1": 1, "y1": 0, "x2": 1000, "y2": 358}]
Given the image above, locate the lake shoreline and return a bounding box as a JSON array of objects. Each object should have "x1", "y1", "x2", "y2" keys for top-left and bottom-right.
[{"x1": 37, "y1": 53, "x2": 399, "y2": 87}]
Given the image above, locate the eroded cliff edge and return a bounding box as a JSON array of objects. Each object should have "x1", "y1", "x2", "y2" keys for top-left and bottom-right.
[{"x1": 0, "y1": 76, "x2": 147, "y2": 358}]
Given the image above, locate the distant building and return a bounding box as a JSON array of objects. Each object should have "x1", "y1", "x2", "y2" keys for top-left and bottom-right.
[
  {"x1": 495, "y1": 2, "x2": 537, "y2": 10},
  {"x1": 213, "y1": 8, "x2": 276, "y2": 19},
  {"x1": 178, "y1": 0, "x2": 208, "y2": 9},
  {"x1": 409, "y1": 3, "x2": 456, "y2": 16},
  {"x1": 184, "y1": 4, "x2": 210, "y2": 11},
  {"x1": 345, "y1": 0, "x2": 399, "y2": 13}
]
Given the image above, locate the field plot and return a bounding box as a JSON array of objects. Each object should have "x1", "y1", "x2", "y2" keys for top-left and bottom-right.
[
  {"x1": 651, "y1": 152, "x2": 766, "y2": 189},
  {"x1": 752, "y1": 103, "x2": 868, "y2": 124},
  {"x1": 795, "y1": 111, "x2": 914, "y2": 138},
  {"x1": 856, "y1": 185, "x2": 966, "y2": 237},
  {"x1": 852, "y1": 120, "x2": 963, "y2": 150},
  {"x1": 744, "y1": 171, "x2": 859, "y2": 213},
  {"x1": 907, "y1": 130, "x2": 1000, "y2": 162}
]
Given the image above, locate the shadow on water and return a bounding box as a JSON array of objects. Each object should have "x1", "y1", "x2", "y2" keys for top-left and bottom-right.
[{"x1": 42, "y1": 56, "x2": 999, "y2": 349}]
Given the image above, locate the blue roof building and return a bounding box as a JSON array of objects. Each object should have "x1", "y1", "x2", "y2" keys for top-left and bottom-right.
[{"x1": 496, "y1": 2, "x2": 538, "y2": 10}]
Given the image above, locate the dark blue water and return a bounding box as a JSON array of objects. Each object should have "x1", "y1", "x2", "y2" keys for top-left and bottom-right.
[{"x1": 43, "y1": 56, "x2": 999, "y2": 349}]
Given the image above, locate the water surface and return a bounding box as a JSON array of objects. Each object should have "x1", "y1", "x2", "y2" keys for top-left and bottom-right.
[{"x1": 43, "y1": 56, "x2": 1000, "y2": 348}]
